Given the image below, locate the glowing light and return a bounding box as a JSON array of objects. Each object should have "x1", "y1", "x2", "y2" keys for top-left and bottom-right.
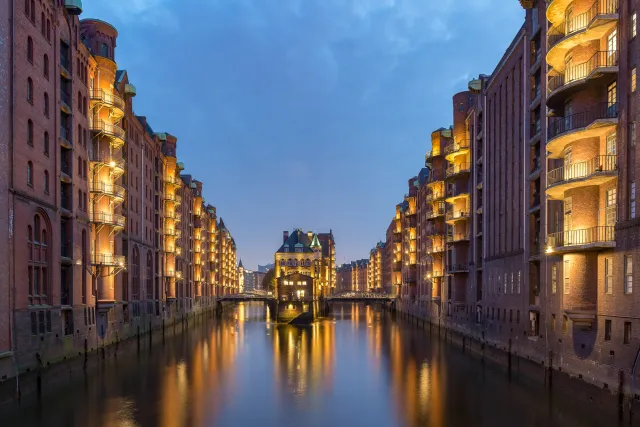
[{"x1": 546, "y1": 246, "x2": 553, "y2": 254}]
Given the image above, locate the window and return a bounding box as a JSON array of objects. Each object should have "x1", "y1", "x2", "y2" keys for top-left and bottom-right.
[
  {"x1": 24, "y1": 0, "x2": 29, "y2": 16},
  {"x1": 551, "y1": 314, "x2": 556, "y2": 332},
  {"x1": 28, "y1": 214, "x2": 50, "y2": 305},
  {"x1": 27, "y1": 161, "x2": 33, "y2": 187},
  {"x1": 78, "y1": 189, "x2": 82, "y2": 209},
  {"x1": 46, "y1": 19, "x2": 50, "y2": 42},
  {"x1": 78, "y1": 91, "x2": 82, "y2": 112},
  {"x1": 632, "y1": 67, "x2": 637, "y2": 93},
  {"x1": 27, "y1": 119, "x2": 33, "y2": 145},
  {"x1": 517, "y1": 271, "x2": 522, "y2": 294},
  {"x1": 607, "y1": 81, "x2": 617, "y2": 109},
  {"x1": 632, "y1": 12, "x2": 637, "y2": 39},
  {"x1": 606, "y1": 133, "x2": 617, "y2": 155},
  {"x1": 563, "y1": 261, "x2": 570, "y2": 294},
  {"x1": 40, "y1": 13, "x2": 44, "y2": 35},
  {"x1": 27, "y1": 36, "x2": 33, "y2": 63},
  {"x1": 78, "y1": 156, "x2": 82, "y2": 176},
  {"x1": 100, "y1": 43, "x2": 109, "y2": 57},
  {"x1": 43, "y1": 131, "x2": 49, "y2": 155},
  {"x1": 29, "y1": 0, "x2": 35, "y2": 23},
  {"x1": 562, "y1": 315, "x2": 568, "y2": 333},
  {"x1": 43, "y1": 92, "x2": 49, "y2": 117},
  {"x1": 43, "y1": 54, "x2": 49, "y2": 78},
  {"x1": 631, "y1": 182, "x2": 636, "y2": 219},
  {"x1": 551, "y1": 263, "x2": 557, "y2": 294},
  {"x1": 624, "y1": 322, "x2": 632, "y2": 344},
  {"x1": 605, "y1": 258, "x2": 613, "y2": 294},
  {"x1": 605, "y1": 319, "x2": 612, "y2": 341},
  {"x1": 625, "y1": 255, "x2": 633, "y2": 294},
  {"x1": 631, "y1": 122, "x2": 636, "y2": 146},
  {"x1": 44, "y1": 170, "x2": 49, "y2": 194},
  {"x1": 27, "y1": 77, "x2": 33, "y2": 103}
]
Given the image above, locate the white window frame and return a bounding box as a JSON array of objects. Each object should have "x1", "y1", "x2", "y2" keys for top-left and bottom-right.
[
  {"x1": 632, "y1": 67, "x2": 637, "y2": 93},
  {"x1": 552, "y1": 263, "x2": 557, "y2": 294},
  {"x1": 563, "y1": 261, "x2": 570, "y2": 294},
  {"x1": 631, "y1": 12, "x2": 637, "y2": 39},
  {"x1": 625, "y1": 255, "x2": 633, "y2": 294},
  {"x1": 631, "y1": 182, "x2": 637, "y2": 219},
  {"x1": 605, "y1": 257, "x2": 613, "y2": 294}
]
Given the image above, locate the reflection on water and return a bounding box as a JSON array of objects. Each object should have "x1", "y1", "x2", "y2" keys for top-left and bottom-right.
[{"x1": 2, "y1": 302, "x2": 621, "y2": 427}]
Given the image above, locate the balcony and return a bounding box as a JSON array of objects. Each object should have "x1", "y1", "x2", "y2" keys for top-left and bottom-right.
[
  {"x1": 547, "y1": 225, "x2": 615, "y2": 253},
  {"x1": 426, "y1": 207, "x2": 446, "y2": 220},
  {"x1": 547, "y1": 0, "x2": 619, "y2": 71},
  {"x1": 425, "y1": 148, "x2": 443, "y2": 162},
  {"x1": 446, "y1": 263, "x2": 469, "y2": 274},
  {"x1": 444, "y1": 140, "x2": 470, "y2": 161},
  {"x1": 547, "y1": 102, "x2": 618, "y2": 158},
  {"x1": 446, "y1": 210, "x2": 470, "y2": 223},
  {"x1": 446, "y1": 163, "x2": 471, "y2": 179},
  {"x1": 445, "y1": 185, "x2": 470, "y2": 202},
  {"x1": 446, "y1": 233, "x2": 470, "y2": 243},
  {"x1": 426, "y1": 191, "x2": 445, "y2": 203},
  {"x1": 392, "y1": 261, "x2": 402, "y2": 272},
  {"x1": 426, "y1": 245, "x2": 444, "y2": 255},
  {"x1": 89, "y1": 89, "x2": 125, "y2": 119},
  {"x1": 91, "y1": 211, "x2": 125, "y2": 229},
  {"x1": 547, "y1": 51, "x2": 618, "y2": 110},
  {"x1": 165, "y1": 175, "x2": 181, "y2": 187},
  {"x1": 92, "y1": 253, "x2": 126, "y2": 268},
  {"x1": 89, "y1": 152, "x2": 125, "y2": 176},
  {"x1": 90, "y1": 120, "x2": 125, "y2": 148},
  {"x1": 427, "y1": 270, "x2": 444, "y2": 279},
  {"x1": 546, "y1": 155, "x2": 617, "y2": 198},
  {"x1": 90, "y1": 181, "x2": 125, "y2": 201},
  {"x1": 164, "y1": 193, "x2": 182, "y2": 205}
]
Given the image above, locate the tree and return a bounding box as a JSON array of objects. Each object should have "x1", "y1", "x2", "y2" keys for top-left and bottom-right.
[{"x1": 261, "y1": 268, "x2": 275, "y2": 294}]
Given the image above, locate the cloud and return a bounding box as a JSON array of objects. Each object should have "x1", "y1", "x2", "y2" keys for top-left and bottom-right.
[{"x1": 85, "y1": 0, "x2": 178, "y2": 29}]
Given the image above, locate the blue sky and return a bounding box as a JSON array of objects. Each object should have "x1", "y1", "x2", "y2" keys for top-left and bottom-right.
[{"x1": 83, "y1": 0, "x2": 524, "y2": 270}]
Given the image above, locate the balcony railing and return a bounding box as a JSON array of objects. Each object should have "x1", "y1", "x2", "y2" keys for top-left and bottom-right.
[
  {"x1": 90, "y1": 181, "x2": 125, "y2": 199},
  {"x1": 426, "y1": 245, "x2": 444, "y2": 254},
  {"x1": 547, "y1": 225, "x2": 615, "y2": 248},
  {"x1": 446, "y1": 210, "x2": 470, "y2": 221},
  {"x1": 446, "y1": 163, "x2": 471, "y2": 178},
  {"x1": 92, "y1": 253, "x2": 126, "y2": 267},
  {"x1": 426, "y1": 148, "x2": 442, "y2": 160},
  {"x1": 90, "y1": 120, "x2": 125, "y2": 142},
  {"x1": 446, "y1": 233, "x2": 470, "y2": 243},
  {"x1": 89, "y1": 89, "x2": 125, "y2": 111},
  {"x1": 446, "y1": 263, "x2": 469, "y2": 273},
  {"x1": 548, "y1": 51, "x2": 619, "y2": 94},
  {"x1": 91, "y1": 211, "x2": 126, "y2": 228},
  {"x1": 547, "y1": 155, "x2": 617, "y2": 188},
  {"x1": 547, "y1": 0, "x2": 619, "y2": 49},
  {"x1": 90, "y1": 152, "x2": 125, "y2": 172},
  {"x1": 426, "y1": 192, "x2": 444, "y2": 202},
  {"x1": 164, "y1": 193, "x2": 182, "y2": 204},
  {"x1": 444, "y1": 140, "x2": 470, "y2": 156},
  {"x1": 427, "y1": 207, "x2": 446, "y2": 219},
  {"x1": 548, "y1": 102, "x2": 618, "y2": 140},
  {"x1": 446, "y1": 185, "x2": 469, "y2": 199}
]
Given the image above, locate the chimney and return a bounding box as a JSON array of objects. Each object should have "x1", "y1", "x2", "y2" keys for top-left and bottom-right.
[{"x1": 283, "y1": 231, "x2": 289, "y2": 243}]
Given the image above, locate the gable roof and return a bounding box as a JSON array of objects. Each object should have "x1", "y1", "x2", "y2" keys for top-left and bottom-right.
[{"x1": 276, "y1": 229, "x2": 315, "y2": 253}]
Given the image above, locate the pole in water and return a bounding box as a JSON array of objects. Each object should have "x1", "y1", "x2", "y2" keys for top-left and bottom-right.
[{"x1": 508, "y1": 338, "x2": 512, "y2": 379}]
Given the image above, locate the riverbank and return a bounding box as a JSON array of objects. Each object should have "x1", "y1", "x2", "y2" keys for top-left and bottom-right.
[{"x1": 392, "y1": 303, "x2": 640, "y2": 424}]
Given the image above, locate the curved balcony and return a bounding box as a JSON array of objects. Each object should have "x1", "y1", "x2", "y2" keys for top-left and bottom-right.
[
  {"x1": 547, "y1": 51, "x2": 618, "y2": 110},
  {"x1": 91, "y1": 211, "x2": 126, "y2": 229},
  {"x1": 90, "y1": 181, "x2": 125, "y2": 201},
  {"x1": 425, "y1": 191, "x2": 445, "y2": 203},
  {"x1": 446, "y1": 210, "x2": 470, "y2": 223},
  {"x1": 89, "y1": 89, "x2": 125, "y2": 119},
  {"x1": 547, "y1": 102, "x2": 618, "y2": 158},
  {"x1": 427, "y1": 270, "x2": 444, "y2": 279},
  {"x1": 92, "y1": 253, "x2": 126, "y2": 268},
  {"x1": 164, "y1": 193, "x2": 182, "y2": 205},
  {"x1": 547, "y1": 225, "x2": 615, "y2": 253},
  {"x1": 90, "y1": 120, "x2": 125, "y2": 148},
  {"x1": 446, "y1": 233, "x2": 470, "y2": 244},
  {"x1": 444, "y1": 140, "x2": 470, "y2": 161},
  {"x1": 547, "y1": 0, "x2": 619, "y2": 72},
  {"x1": 546, "y1": 155, "x2": 617, "y2": 199},
  {"x1": 165, "y1": 245, "x2": 176, "y2": 254},
  {"x1": 89, "y1": 152, "x2": 125, "y2": 176},
  {"x1": 546, "y1": 0, "x2": 573, "y2": 26},
  {"x1": 426, "y1": 245, "x2": 444, "y2": 255},
  {"x1": 425, "y1": 148, "x2": 443, "y2": 163},
  {"x1": 445, "y1": 185, "x2": 470, "y2": 203},
  {"x1": 165, "y1": 175, "x2": 181, "y2": 187},
  {"x1": 446, "y1": 163, "x2": 470, "y2": 179},
  {"x1": 446, "y1": 263, "x2": 469, "y2": 274}
]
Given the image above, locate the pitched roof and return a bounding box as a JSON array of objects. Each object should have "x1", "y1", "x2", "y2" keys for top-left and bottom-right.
[
  {"x1": 238, "y1": 259, "x2": 243, "y2": 268},
  {"x1": 276, "y1": 229, "x2": 315, "y2": 253}
]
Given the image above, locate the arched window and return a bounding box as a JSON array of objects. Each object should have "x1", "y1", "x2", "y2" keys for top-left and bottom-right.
[
  {"x1": 43, "y1": 131, "x2": 49, "y2": 155},
  {"x1": 83, "y1": 160, "x2": 87, "y2": 178},
  {"x1": 44, "y1": 170, "x2": 49, "y2": 193},
  {"x1": 27, "y1": 119, "x2": 33, "y2": 145},
  {"x1": 81, "y1": 229, "x2": 87, "y2": 303},
  {"x1": 30, "y1": 0, "x2": 35, "y2": 23},
  {"x1": 40, "y1": 13, "x2": 44, "y2": 35},
  {"x1": 27, "y1": 36, "x2": 33, "y2": 62},
  {"x1": 29, "y1": 213, "x2": 50, "y2": 305},
  {"x1": 44, "y1": 92, "x2": 49, "y2": 116},
  {"x1": 27, "y1": 78, "x2": 33, "y2": 103},
  {"x1": 24, "y1": 0, "x2": 29, "y2": 16},
  {"x1": 100, "y1": 43, "x2": 109, "y2": 58},
  {"x1": 43, "y1": 54, "x2": 49, "y2": 78},
  {"x1": 77, "y1": 91, "x2": 82, "y2": 112},
  {"x1": 83, "y1": 96, "x2": 87, "y2": 115},
  {"x1": 77, "y1": 189, "x2": 82, "y2": 209},
  {"x1": 46, "y1": 19, "x2": 50, "y2": 41},
  {"x1": 132, "y1": 246, "x2": 140, "y2": 300},
  {"x1": 146, "y1": 251, "x2": 153, "y2": 299},
  {"x1": 27, "y1": 161, "x2": 33, "y2": 187},
  {"x1": 77, "y1": 156, "x2": 82, "y2": 176},
  {"x1": 292, "y1": 260, "x2": 298, "y2": 267}
]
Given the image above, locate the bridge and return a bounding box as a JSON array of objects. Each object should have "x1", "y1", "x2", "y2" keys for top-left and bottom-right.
[
  {"x1": 325, "y1": 290, "x2": 394, "y2": 302},
  {"x1": 217, "y1": 291, "x2": 274, "y2": 302}
]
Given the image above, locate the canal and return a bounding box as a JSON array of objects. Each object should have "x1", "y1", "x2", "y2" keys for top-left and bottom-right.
[{"x1": 1, "y1": 302, "x2": 624, "y2": 426}]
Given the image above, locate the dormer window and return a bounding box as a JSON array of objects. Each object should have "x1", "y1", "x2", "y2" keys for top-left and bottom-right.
[
  {"x1": 295, "y1": 247, "x2": 302, "y2": 253},
  {"x1": 284, "y1": 246, "x2": 289, "y2": 252}
]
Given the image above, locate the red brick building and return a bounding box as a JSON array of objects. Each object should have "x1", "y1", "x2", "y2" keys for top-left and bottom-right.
[{"x1": 0, "y1": 1, "x2": 240, "y2": 381}]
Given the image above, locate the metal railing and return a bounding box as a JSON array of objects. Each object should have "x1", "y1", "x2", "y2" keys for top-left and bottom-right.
[
  {"x1": 446, "y1": 184, "x2": 469, "y2": 198},
  {"x1": 548, "y1": 0, "x2": 619, "y2": 49},
  {"x1": 444, "y1": 140, "x2": 470, "y2": 155},
  {"x1": 548, "y1": 50, "x2": 619, "y2": 93},
  {"x1": 426, "y1": 192, "x2": 444, "y2": 202},
  {"x1": 90, "y1": 120, "x2": 125, "y2": 141},
  {"x1": 446, "y1": 163, "x2": 471, "y2": 178},
  {"x1": 446, "y1": 210, "x2": 470, "y2": 221},
  {"x1": 91, "y1": 211, "x2": 126, "y2": 228},
  {"x1": 92, "y1": 253, "x2": 126, "y2": 267},
  {"x1": 446, "y1": 263, "x2": 469, "y2": 273},
  {"x1": 61, "y1": 90, "x2": 71, "y2": 107},
  {"x1": 427, "y1": 207, "x2": 446, "y2": 219},
  {"x1": 548, "y1": 102, "x2": 618, "y2": 140},
  {"x1": 446, "y1": 233, "x2": 470, "y2": 243},
  {"x1": 89, "y1": 89, "x2": 125, "y2": 111},
  {"x1": 547, "y1": 225, "x2": 615, "y2": 248},
  {"x1": 89, "y1": 152, "x2": 125, "y2": 171},
  {"x1": 547, "y1": 155, "x2": 617, "y2": 187},
  {"x1": 90, "y1": 181, "x2": 125, "y2": 199}
]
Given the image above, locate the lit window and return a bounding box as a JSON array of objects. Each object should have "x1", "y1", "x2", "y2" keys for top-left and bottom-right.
[
  {"x1": 631, "y1": 122, "x2": 637, "y2": 146},
  {"x1": 624, "y1": 322, "x2": 632, "y2": 344},
  {"x1": 625, "y1": 255, "x2": 633, "y2": 294},
  {"x1": 632, "y1": 12, "x2": 637, "y2": 39},
  {"x1": 563, "y1": 261, "x2": 570, "y2": 294},
  {"x1": 605, "y1": 258, "x2": 613, "y2": 294},
  {"x1": 27, "y1": 161, "x2": 33, "y2": 187},
  {"x1": 631, "y1": 182, "x2": 636, "y2": 219},
  {"x1": 605, "y1": 319, "x2": 612, "y2": 341},
  {"x1": 633, "y1": 67, "x2": 637, "y2": 93}
]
